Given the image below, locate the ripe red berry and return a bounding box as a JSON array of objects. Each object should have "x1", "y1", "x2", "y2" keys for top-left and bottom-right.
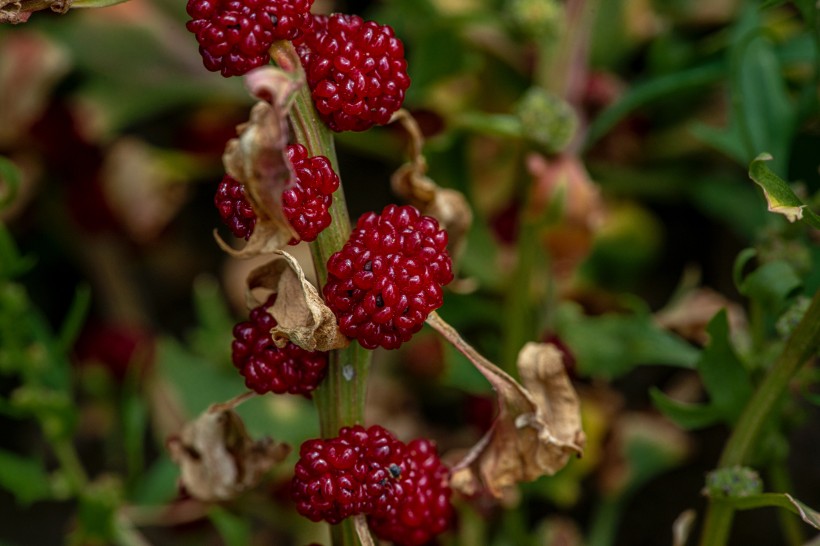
[
  {"x1": 291, "y1": 425, "x2": 407, "y2": 524},
  {"x1": 186, "y1": 0, "x2": 314, "y2": 77},
  {"x1": 215, "y1": 174, "x2": 257, "y2": 240},
  {"x1": 214, "y1": 145, "x2": 339, "y2": 242},
  {"x1": 323, "y1": 205, "x2": 453, "y2": 350},
  {"x1": 231, "y1": 295, "x2": 328, "y2": 395},
  {"x1": 368, "y1": 439, "x2": 454, "y2": 546},
  {"x1": 296, "y1": 13, "x2": 411, "y2": 132},
  {"x1": 282, "y1": 143, "x2": 340, "y2": 243}
]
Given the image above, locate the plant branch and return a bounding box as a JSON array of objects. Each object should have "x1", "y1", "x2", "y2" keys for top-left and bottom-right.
[
  {"x1": 269, "y1": 41, "x2": 373, "y2": 546},
  {"x1": 700, "y1": 288, "x2": 820, "y2": 546}
]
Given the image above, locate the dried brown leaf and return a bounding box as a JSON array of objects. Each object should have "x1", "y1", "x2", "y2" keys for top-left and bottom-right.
[
  {"x1": 220, "y1": 78, "x2": 298, "y2": 257},
  {"x1": 246, "y1": 251, "x2": 348, "y2": 351},
  {"x1": 390, "y1": 110, "x2": 473, "y2": 264},
  {"x1": 102, "y1": 138, "x2": 188, "y2": 243},
  {"x1": 167, "y1": 408, "x2": 290, "y2": 502},
  {"x1": 0, "y1": 33, "x2": 70, "y2": 144},
  {"x1": 429, "y1": 312, "x2": 584, "y2": 498}
]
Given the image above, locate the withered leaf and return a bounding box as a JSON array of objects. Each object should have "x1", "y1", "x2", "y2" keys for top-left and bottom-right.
[
  {"x1": 167, "y1": 408, "x2": 290, "y2": 502},
  {"x1": 390, "y1": 110, "x2": 473, "y2": 264},
  {"x1": 246, "y1": 251, "x2": 349, "y2": 352},
  {"x1": 219, "y1": 77, "x2": 299, "y2": 257},
  {"x1": 431, "y1": 311, "x2": 584, "y2": 498}
]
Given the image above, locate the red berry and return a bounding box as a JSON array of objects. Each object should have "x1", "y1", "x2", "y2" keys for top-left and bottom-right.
[
  {"x1": 231, "y1": 295, "x2": 328, "y2": 395},
  {"x1": 297, "y1": 13, "x2": 411, "y2": 132},
  {"x1": 214, "y1": 145, "x2": 339, "y2": 242},
  {"x1": 282, "y1": 143, "x2": 340, "y2": 243},
  {"x1": 368, "y1": 439, "x2": 454, "y2": 546},
  {"x1": 215, "y1": 174, "x2": 257, "y2": 240},
  {"x1": 323, "y1": 205, "x2": 453, "y2": 350},
  {"x1": 186, "y1": 0, "x2": 314, "y2": 77},
  {"x1": 291, "y1": 425, "x2": 407, "y2": 524}
]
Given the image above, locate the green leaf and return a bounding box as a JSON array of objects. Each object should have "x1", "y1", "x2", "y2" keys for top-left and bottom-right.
[
  {"x1": 748, "y1": 153, "x2": 820, "y2": 228},
  {"x1": 697, "y1": 310, "x2": 753, "y2": 425},
  {"x1": 0, "y1": 450, "x2": 53, "y2": 505},
  {"x1": 209, "y1": 507, "x2": 251, "y2": 546},
  {"x1": 57, "y1": 285, "x2": 91, "y2": 353},
  {"x1": 188, "y1": 276, "x2": 234, "y2": 365},
  {"x1": 650, "y1": 388, "x2": 722, "y2": 430},
  {"x1": 739, "y1": 260, "x2": 803, "y2": 314},
  {"x1": 129, "y1": 456, "x2": 178, "y2": 505},
  {"x1": 727, "y1": 493, "x2": 820, "y2": 530},
  {"x1": 556, "y1": 303, "x2": 699, "y2": 379},
  {"x1": 0, "y1": 156, "x2": 21, "y2": 212}
]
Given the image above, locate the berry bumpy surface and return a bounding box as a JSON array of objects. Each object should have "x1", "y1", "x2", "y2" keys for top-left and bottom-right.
[
  {"x1": 296, "y1": 13, "x2": 411, "y2": 132},
  {"x1": 231, "y1": 295, "x2": 328, "y2": 395},
  {"x1": 291, "y1": 425, "x2": 408, "y2": 524},
  {"x1": 215, "y1": 174, "x2": 256, "y2": 240},
  {"x1": 282, "y1": 143, "x2": 340, "y2": 243},
  {"x1": 323, "y1": 205, "x2": 453, "y2": 350},
  {"x1": 368, "y1": 439, "x2": 454, "y2": 546},
  {"x1": 214, "y1": 145, "x2": 339, "y2": 243},
  {"x1": 186, "y1": 0, "x2": 314, "y2": 77}
]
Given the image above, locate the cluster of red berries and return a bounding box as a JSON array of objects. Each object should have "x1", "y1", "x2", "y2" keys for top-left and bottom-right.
[
  {"x1": 323, "y1": 205, "x2": 453, "y2": 350},
  {"x1": 231, "y1": 295, "x2": 328, "y2": 395},
  {"x1": 186, "y1": 2, "x2": 410, "y2": 133},
  {"x1": 296, "y1": 13, "x2": 411, "y2": 132},
  {"x1": 214, "y1": 144, "x2": 339, "y2": 243},
  {"x1": 186, "y1": 0, "x2": 314, "y2": 77},
  {"x1": 291, "y1": 425, "x2": 453, "y2": 545}
]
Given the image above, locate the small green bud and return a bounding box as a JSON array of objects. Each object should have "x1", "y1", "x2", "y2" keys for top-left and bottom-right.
[
  {"x1": 515, "y1": 87, "x2": 578, "y2": 154},
  {"x1": 776, "y1": 295, "x2": 811, "y2": 339},
  {"x1": 704, "y1": 466, "x2": 763, "y2": 499},
  {"x1": 507, "y1": 0, "x2": 563, "y2": 41}
]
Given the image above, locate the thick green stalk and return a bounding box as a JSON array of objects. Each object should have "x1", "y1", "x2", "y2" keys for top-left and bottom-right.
[
  {"x1": 699, "y1": 289, "x2": 820, "y2": 546},
  {"x1": 270, "y1": 41, "x2": 372, "y2": 546}
]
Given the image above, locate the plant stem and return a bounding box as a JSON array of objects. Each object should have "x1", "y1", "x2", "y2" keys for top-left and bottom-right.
[
  {"x1": 270, "y1": 41, "x2": 373, "y2": 546},
  {"x1": 699, "y1": 289, "x2": 820, "y2": 546}
]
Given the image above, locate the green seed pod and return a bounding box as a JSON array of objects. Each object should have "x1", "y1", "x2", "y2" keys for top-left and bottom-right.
[{"x1": 515, "y1": 87, "x2": 578, "y2": 154}]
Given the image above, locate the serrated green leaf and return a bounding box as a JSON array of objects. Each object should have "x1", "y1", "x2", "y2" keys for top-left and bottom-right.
[
  {"x1": 556, "y1": 303, "x2": 699, "y2": 379},
  {"x1": 0, "y1": 450, "x2": 53, "y2": 505},
  {"x1": 650, "y1": 388, "x2": 722, "y2": 430},
  {"x1": 748, "y1": 153, "x2": 820, "y2": 228},
  {"x1": 697, "y1": 310, "x2": 753, "y2": 424},
  {"x1": 729, "y1": 493, "x2": 820, "y2": 530}
]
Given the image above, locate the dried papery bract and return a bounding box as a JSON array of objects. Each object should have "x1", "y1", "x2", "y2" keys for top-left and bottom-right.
[
  {"x1": 390, "y1": 109, "x2": 473, "y2": 266},
  {"x1": 219, "y1": 69, "x2": 302, "y2": 257},
  {"x1": 426, "y1": 313, "x2": 584, "y2": 498},
  {"x1": 167, "y1": 407, "x2": 290, "y2": 502},
  {"x1": 246, "y1": 250, "x2": 349, "y2": 352}
]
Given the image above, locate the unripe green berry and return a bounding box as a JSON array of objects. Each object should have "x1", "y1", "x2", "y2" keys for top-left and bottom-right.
[{"x1": 515, "y1": 87, "x2": 578, "y2": 154}]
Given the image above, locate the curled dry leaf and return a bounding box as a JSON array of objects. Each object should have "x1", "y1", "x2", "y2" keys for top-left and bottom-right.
[
  {"x1": 167, "y1": 407, "x2": 290, "y2": 502},
  {"x1": 527, "y1": 153, "x2": 605, "y2": 279},
  {"x1": 390, "y1": 110, "x2": 473, "y2": 265},
  {"x1": 655, "y1": 287, "x2": 748, "y2": 346},
  {"x1": 102, "y1": 138, "x2": 188, "y2": 243},
  {"x1": 246, "y1": 250, "x2": 349, "y2": 352},
  {"x1": 219, "y1": 70, "x2": 300, "y2": 257},
  {"x1": 429, "y1": 312, "x2": 584, "y2": 498}
]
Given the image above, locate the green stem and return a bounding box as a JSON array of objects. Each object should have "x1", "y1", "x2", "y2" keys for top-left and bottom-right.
[
  {"x1": 270, "y1": 41, "x2": 373, "y2": 546},
  {"x1": 586, "y1": 496, "x2": 623, "y2": 546},
  {"x1": 52, "y1": 437, "x2": 88, "y2": 494},
  {"x1": 699, "y1": 289, "x2": 820, "y2": 546}
]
